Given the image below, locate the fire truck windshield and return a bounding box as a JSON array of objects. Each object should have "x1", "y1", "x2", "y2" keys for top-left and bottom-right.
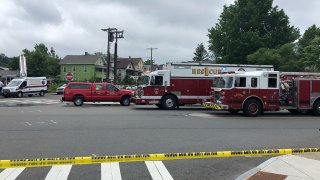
[
  {"x1": 140, "y1": 76, "x2": 150, "y2": 85},
  {"x1": 212, "y1": 77, "x2": 234, "y2": 88}
]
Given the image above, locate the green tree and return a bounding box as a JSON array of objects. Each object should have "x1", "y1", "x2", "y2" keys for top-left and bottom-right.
[
  {"x1": 23, "y1": 43, "x2": 61, "y2": 77},
  {"x1": 298, "y1": 25, "x2": 320, "y2": 50},
  {"x1": 299, "y1": 36, "x2": 320, "y2": 72},
  {"x1": 193, "y1": 43, "x2": 210, "y2": 62},
  {"x1": 247, "y1": 43, "x2": 302, "y2": 71},
  {"x1": 208, "y1": 0, "x2": 299, "y2": 64},
  {"x1": 8, "y1": 56, "x2": 19, "y2": 70},
  {"x1": 144, "y1": 59, "x2": 155, "y2": 65},
  {"x1": 0, "y1": 54, "x2": 10, "y2": 67}
]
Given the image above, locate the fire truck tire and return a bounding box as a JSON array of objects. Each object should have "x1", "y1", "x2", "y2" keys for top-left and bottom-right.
[
  {"x1": 313, "y1": 100, "x2": 320, "y2": 116},
  {"x1": 120, "y1": 96, "x2": 131, "y2": 106},
  {"x1": 243, "y1": 99, "x2": 261, "y2": 117},
  {"x1": 73, "y1": 96, "x2": 84, "y2": 106},
  {"x1": 161, "y1": 95, "x2": 177, "y2": 110},
  {"x1": 17, "y1": 92, "x2": 23, "y2": 98},
  {"x1": 156, "y1": 104, "x2": 163, "y2": 109}
]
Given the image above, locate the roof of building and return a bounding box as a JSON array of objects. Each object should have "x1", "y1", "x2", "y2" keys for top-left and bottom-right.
[
  {"x1": 116, "y1": 59, "x2": 135, "y2": 70},
  {"x1": 117, "y1": 57, "x2": 142, "y2": 67},
  {"x1": 0, "y1": 70, "x2": 19, "y2": 77},
  {"x1": 60, "y1": 55, "x2": 104, "y2": 64}
]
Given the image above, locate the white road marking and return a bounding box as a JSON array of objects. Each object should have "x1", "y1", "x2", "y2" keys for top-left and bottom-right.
[
  {"x1": 25, "y1": 122, "x2": 32, "y2": 126},
  {"x1": 101, "y1": 163, "x2": 122, "y2": 180},
  {"x1": 50, "y1": 120, "x2": 57, "y2": 124},
  {"x1": 145, "y1": 161, "x2": 174, "y2": 180},
  {"x1": 0, "y1": 168, "x2": 25, "y2": 180},
  {"x1": 45, "y1": 165, "x2": 72, "y2": 180}
]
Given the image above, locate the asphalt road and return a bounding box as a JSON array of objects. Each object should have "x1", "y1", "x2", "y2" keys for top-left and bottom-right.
[{"x1": 0, "y1": 94, "x2": 320, "y2": 179}]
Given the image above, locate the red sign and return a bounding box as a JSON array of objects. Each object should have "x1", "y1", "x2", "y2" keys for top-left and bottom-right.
[{"x1": 65, "y1": 72, "x2": 73, "y2": 81}]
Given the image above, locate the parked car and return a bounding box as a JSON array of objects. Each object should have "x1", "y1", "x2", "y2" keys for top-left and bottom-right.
[
  {"x1": 56, "y1": 84, "x2": 66, "y2": 95},
  {"x1": 62, "y1": 82, "x2": 134, "y2": 106}
]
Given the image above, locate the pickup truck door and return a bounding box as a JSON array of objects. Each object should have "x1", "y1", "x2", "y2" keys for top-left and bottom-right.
[
  {"x1": 92, "y1": 83, "x2": 108, "y2": 101},
  {"x1": 106, "y1": 84, "x2": 121, "y2": 101}
]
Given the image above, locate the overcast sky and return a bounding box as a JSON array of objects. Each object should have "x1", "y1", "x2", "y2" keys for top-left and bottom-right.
[{"x1": 1, "y1": 0, "x2": 320, "y2": 64}]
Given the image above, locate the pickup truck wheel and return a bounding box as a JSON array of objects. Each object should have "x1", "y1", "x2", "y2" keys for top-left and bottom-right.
[
  {"x1": 313, "y1": 100, "x2": 320, "y2": 116},
  {"x1": 39, "y1": 91, "x2": 45, "y2": 96},
  {"x1": 17, "y1": 92, "x2": 23, "y2": 98},
  {"x1": 28, "y1": 94, "x2": 33, "y2": 97},
  {"x1": 73, "y1": 96, "x2": 84, "y2": 106},
  {"x1": 243, "y1": 99, "x2": 261, "y2": 117},
  {"x1": 161, "y1": 95, "x2": 177, "y2": 110},
  {"x1": 120, "y1": 96, "x2": 130, "y2": 106}
]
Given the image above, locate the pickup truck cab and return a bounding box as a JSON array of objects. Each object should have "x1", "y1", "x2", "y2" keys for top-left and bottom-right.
[{"x1": 62, "y1": 82, "x2": 134, "y2": 106}]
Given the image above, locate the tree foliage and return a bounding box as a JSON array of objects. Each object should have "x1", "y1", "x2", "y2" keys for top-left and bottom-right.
[
  {"x1": 247, "y1": 43, "x2": 302, "y2": 71},
  {"x1": 22, "y1": 44, "x2": 61, "y2": 77},
  {"x1": 193, "y1": 43, "x2": 210, "y2": 62},
  {"x1": 144, "y1": 59, "x2": 155, "y2": 65},
  {"x1": 208, "y1": 0, "x2": 299, "y2": 64}
]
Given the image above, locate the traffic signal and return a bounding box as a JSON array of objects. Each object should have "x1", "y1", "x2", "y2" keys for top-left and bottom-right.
[{"x1": 108, "y1": 32, "x2": 114, "y2": 42}]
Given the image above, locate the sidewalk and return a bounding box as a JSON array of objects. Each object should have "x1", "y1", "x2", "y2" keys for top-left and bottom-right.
[{"x1": 236, "y1": 153, "x2": 320, "y2": 180}]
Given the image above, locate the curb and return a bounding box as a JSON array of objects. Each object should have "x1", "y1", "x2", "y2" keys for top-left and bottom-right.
[{"x1": 235, "y1": 156, "x2": 279, "y2": 180}]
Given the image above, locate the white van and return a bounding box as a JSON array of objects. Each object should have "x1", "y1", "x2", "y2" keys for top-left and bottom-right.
[{"x1": 1, "y1": 77, "x2": 47, "y2": 98}]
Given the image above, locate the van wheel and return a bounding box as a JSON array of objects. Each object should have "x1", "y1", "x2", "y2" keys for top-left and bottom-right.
[
  {"x1": 39, "y1": 91, "x2": 45, "y2": 96},
  {"x1": 120, "y1": 96, "x2": 131, "y2": 106},
  {"x1": 161, "y1": 95, "x2": 177, "y2": 110},
  {"x1": 313, "y1": 100, "x2": 320, "y2": 116},
  {"x1": 73, "y1": 96, "x2": 84, "y2": 106},
  {"x1": 17, "y1": 92, "x2": 23, "y2": 98},
  {"x1": 243, "y1": 99, "x2": 261, "y2": 117}
]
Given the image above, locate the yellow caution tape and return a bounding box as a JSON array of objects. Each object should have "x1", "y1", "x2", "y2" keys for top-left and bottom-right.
[
  {"x1": 202, "y1": 102, "x2": 222, "y2": 110},
  {"x1": 0, "y1": 148, "x2": 319, "y2": 168}
]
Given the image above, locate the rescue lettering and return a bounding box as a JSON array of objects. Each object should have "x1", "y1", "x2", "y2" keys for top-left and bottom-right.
[{"x1": 192, "y1": 67, "x2": 222, "y2": 76}]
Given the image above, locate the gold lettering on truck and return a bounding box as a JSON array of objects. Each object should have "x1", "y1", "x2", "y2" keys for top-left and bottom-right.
[{"x1": 191, "y1": 67, "x2": 222, "y2": 76}]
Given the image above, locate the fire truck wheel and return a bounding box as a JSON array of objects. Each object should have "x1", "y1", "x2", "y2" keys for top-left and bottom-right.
[
  {"x1": 243, "y1": 99, "x2": 261, "y2": 117},
  {"x1": 313, "y1": 100, "x2": 320, "y2": 116},
  {"x1": 161, "y1": 95, "x2": 177, "y2": 110},
  {"x1": 120, "y1": 96, "x2": 131, "y2": 106},
  {"x1": 156, "y1": 104, "x2": 163, "y2": 109},
  {"x1": 73, "y1": 96, "x2": 84, "y2": 106},
  {"x1": 17, "y1": 92, "x2": 23, "y2": 98}
]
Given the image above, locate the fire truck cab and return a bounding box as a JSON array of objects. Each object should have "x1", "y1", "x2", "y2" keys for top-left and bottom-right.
[{"x1": 208, "y1": 71, "x2": 320, "y2": 117}]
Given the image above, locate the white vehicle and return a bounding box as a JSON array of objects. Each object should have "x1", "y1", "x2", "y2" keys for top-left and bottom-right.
[{"x1": 1, "y1": 77, "x2": 47, "y2": 98}]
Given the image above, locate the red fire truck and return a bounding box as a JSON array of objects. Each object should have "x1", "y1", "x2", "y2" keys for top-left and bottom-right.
[
  {"x1": 203, "y1": 71, "x2": 320, "y2": 116},
  {"x1": 132, "y1": 63, "x2": 274, "y2": 109}
]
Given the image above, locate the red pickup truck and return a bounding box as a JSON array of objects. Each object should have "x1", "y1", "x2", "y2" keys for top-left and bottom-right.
[{"x1": 62, "y1": 82, "x2": 134, "y2": 106}]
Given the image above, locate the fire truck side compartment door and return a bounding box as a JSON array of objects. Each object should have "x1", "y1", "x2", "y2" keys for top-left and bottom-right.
[{"x1": 297, "y1": 80, "x2": 311, "y2": 109}]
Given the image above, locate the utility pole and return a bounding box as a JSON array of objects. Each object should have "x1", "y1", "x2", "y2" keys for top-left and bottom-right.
[
  {"x1": 146, "y1": 47, "x2": 158, "y2": 63},
  {"x1": 113, "y1": 30, "x2": 124, "y2": 84},
  {"x1": 101, "y1": 28, "x2": 116, "y2": 82}
]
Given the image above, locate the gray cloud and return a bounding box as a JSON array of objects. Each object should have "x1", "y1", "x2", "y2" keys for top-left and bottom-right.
[{"x1": 1, "y1": 0, "x2": 320, "y2": 64}]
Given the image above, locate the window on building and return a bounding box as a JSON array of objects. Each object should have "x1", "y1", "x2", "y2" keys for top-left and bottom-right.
[
  {"x1": 268, "y1": 74, "x2": 278, "y2": 88},
  {"x1": 84, "y1": 66, "x2": 87, "y2": 73},
  {"x1": 235, "y1": 77, "x2": 246, "y2": 87},
  {"x1": 73, "y1": 67, "x2": 76, "y2": 72},
  {"x1": 63, "y1": 67, "x2": 66, "y2": 73},
  {"x1": 251, "y1": 78, "x2": 258, "y2": 88}
]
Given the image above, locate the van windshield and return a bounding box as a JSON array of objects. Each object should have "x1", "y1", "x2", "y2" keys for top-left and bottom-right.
[
  {"x1": 6, "y1": 80, "x2": 22, "y2": 87},
  {"x1": 212, "y1": 77, "x2": 234, "y2": 88}
]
